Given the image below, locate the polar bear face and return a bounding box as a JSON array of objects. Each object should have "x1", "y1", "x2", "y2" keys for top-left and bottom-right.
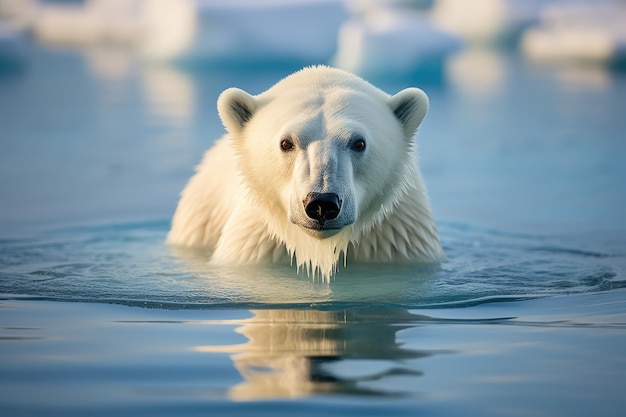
[{"x1": 217, "y1": 67, "x2": 428, "y2": 241}]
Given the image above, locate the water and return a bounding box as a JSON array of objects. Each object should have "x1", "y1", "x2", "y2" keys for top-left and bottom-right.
[
  {"x1": 1, "y1": 45, "x2": 626, "y2": 416},
  {"x1": 0, "y1": 220, "x2": 623, "y2": 307}
]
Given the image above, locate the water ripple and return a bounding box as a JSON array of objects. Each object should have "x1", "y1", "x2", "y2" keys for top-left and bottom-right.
[{"x1": 0, "y1": 220, "x2": 624, "y2": 309}]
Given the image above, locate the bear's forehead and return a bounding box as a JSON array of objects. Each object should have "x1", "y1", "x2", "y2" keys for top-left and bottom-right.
[
  {"x1": 255, "y1": 89, "x2": 394, "y2": 141},
  {"x1": 265, "y1": 88, "x2": 389, "y2": 117},
  {"x1": 264, "y1": 67, "x2": 388, "y2": 102},
  {"x1": 273, "y1": 66, "x2": 372, "y2": 89}
]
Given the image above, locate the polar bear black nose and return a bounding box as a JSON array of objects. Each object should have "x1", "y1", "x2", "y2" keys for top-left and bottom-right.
[{"x1": 304, "y1": 193, "x2": 341, "y2": 221}]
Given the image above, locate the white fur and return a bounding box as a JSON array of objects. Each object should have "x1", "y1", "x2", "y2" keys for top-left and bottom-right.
[{"x1": 168, "y1": 66, "x2": 444, "y2": 279}]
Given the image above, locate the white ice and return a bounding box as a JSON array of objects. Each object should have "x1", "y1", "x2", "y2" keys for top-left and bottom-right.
[{"x1": 521, "y1": 0, "x2": 626, "y2": 65}]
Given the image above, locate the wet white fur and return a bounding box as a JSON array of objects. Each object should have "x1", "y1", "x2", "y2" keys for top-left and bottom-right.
[{"x1": 168, "y1": 66, "x2": 444, "y2": 279}]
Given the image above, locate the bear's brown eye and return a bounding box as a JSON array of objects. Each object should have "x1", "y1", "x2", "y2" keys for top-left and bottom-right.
[
  {"x1": 351, "y1": 138, "x2": 366, "y2": 152},
  {"x1": 280, "y1": 138, "x2": 295, "y2": 152}
]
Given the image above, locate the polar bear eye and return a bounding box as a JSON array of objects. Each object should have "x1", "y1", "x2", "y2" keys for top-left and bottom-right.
[
  {"x1": 280, "y1": 137, "x2": 295, "y2": 152},
  {"x1": 350, "y1": 137, "x2": 366, "y2": 152}
]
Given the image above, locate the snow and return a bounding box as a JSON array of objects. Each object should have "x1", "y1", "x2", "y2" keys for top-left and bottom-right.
[
  {"x1": 521, "y1": 0, "x2": 626, "y2": 66},
  {"x1": 333, "y1": 7, "x2": 461, "y2": 76},
  {"x1": 174, "y1": 0, "x2": 348, "y2": 64},
  {"x1": 32, "y1": 0, "x2": 143, "y2": 46},
  {"x1": 431, "y1": 0, "x2": 548, "y2": 45}
]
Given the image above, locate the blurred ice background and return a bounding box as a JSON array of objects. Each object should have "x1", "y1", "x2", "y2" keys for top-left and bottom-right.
[{"x1": 2, "y1": 0, "x2": 625, "y2": 72}]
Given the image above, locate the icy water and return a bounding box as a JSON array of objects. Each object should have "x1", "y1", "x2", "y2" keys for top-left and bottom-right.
[{"x1": 1, "y1": 45, "x2": 626, "y2": 416}]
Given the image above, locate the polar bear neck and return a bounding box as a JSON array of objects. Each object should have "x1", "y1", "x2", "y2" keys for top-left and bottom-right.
[{"x1": 348, "y1": 186, "x2": 444, "y2": 264}]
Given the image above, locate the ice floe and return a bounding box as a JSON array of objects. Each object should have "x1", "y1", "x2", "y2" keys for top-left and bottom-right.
[
  {"x1": 521, "y1": 0, "x2": 626, "y2": 67},
  {"x1": 334, "y1": 5, "x2": 461, "y2": 77},
  {"x1": 431, "y1": 0, "x2": 547, "y2": 45}
]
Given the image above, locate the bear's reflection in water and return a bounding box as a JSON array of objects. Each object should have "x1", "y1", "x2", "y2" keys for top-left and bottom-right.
[{"x1": 197, "y1": 308, "x2": 441, "y2": 400}]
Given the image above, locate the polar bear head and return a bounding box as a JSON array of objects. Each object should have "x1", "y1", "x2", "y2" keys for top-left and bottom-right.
[{"x1": 217, "y1": 66, "x2": 429, "y2": 273}]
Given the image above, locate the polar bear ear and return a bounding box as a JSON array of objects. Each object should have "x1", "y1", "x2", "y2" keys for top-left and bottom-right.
[
  {"x1": 217, "y1": 88, "x2": 258, "y2": 135},
  {"x1": 388, "y1": 88, "x2": 429, "y2": 138}
]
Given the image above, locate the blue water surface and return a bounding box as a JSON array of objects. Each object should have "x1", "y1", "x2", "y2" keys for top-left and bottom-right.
[{"x1": 1, "y1": 44, "x2": 626, "y2": 416}]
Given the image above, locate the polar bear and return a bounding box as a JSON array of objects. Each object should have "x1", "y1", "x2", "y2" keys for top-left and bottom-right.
[{"x1": 168, "y1": 66, "x2": 444, "y2": 278}]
